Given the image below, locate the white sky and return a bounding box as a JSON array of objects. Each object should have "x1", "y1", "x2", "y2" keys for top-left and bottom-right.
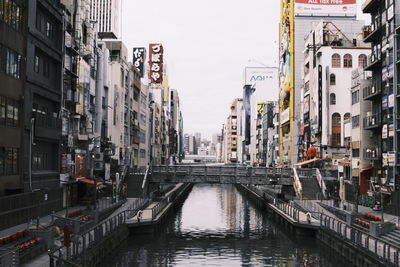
[{"x1": 122, "y1": 0, "x2": 369, "y2": 140}]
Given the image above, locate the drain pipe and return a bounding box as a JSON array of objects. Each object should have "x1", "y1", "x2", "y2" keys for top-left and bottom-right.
[{"x1": 29, "y1": 118, "x2": 35, "y2": 191}]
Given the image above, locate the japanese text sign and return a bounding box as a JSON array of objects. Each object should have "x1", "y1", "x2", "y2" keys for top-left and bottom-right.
[{"x1": 149, "y1": 43, "x2": 164, "y2": 84}]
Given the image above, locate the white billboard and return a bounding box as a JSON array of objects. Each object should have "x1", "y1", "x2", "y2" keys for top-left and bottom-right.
[{"x1": 295, "y1": 0, "x2": 357, "y2": 17}]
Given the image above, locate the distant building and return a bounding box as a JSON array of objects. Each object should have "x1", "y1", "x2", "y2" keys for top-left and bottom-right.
[
  {"x1": 90, "y1": 0, "x2": 121, "y2": 39},
  {"x1": 225, "y1": 98, "x2": 243, "y2": 163}
]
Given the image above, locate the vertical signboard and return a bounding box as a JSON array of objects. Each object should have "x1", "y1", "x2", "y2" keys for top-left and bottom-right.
[
  {"x1": 74, "y1": 155, "x2": 87, "y2": 179},
  {"x1": 149, "y1": 43, "x2": 164, "y2": 84},
  {"x1": 133, "y1": 47, "x2": 146, "y2": 77}
]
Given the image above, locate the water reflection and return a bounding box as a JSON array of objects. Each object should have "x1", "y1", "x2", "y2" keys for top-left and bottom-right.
[{"x1": 105, "y1": 184, "x2": 348, "y2": 267}]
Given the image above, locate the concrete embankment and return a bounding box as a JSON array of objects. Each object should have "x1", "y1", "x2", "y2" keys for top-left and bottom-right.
[
  {"x1": 237, "y1": 184, "x2": 397, "y2": 267},
  {"x1": 127, "y1": 183, "x2": 193, "y2": 234}
]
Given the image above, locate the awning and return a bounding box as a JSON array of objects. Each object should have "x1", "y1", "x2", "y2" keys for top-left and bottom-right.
[
  {"x1": 77, "y1": 178, "x2": 103, "y2": 186},
  {"x1": 338, "y1": 161, "x2": 351, "y2": 166},
  {"x1": 295, "y1": 158, "x2": 320, "y2": 167},
  {"x1": 360, "y1": 167, "x2": 373, "y2": 173}
]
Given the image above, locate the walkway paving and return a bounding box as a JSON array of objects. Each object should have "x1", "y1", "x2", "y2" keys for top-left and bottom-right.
[{"x1": 0, "y1": 197, "x2": 119, "y2": 267}]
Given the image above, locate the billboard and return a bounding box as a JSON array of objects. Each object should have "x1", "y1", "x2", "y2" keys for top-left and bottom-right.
[
  {"x1": 148, "y1": 43, "x2": 164, "y2": 84},
  {"x1": 133, "y1": 47, "x2": 146, "y2": 77},
  {"x1": 295, "y1": 0, "x2": 357, "y2": 17}
]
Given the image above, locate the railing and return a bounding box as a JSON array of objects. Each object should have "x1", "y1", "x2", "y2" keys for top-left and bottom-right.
[
  {"x1": 48, "y1": 198, "x2": 149, "y2": 266},
  {"x1": 315, "y1": 169, "x2": 327, "y2": 199},
  {"x1": 294, "y1": 200, "x2": 325, "y2": 220},
  {"x1": 151, "y1": 198, "x2": 169, "y2": 220},
  {"x1": 292, "y1": 168, "x2": 303, "y2": 199},
  {"x1": 320, "y1": 213, "x2": 400, "y2": 266},
  {"x1": 275, "y1": 199, "x2": 300, "y2": 222},
  {"x1": 363, "y1": 112, "x2": 381, "y2": 129},
  {"x1": 363, "y1": 84, "x2": 380, "y2": 99},
  {"x1": 35, "y1": 113, "x2": 62, "y2": 129},
  {"x1": 363, "y1": 147, "x2": 381, "y2": 160}
]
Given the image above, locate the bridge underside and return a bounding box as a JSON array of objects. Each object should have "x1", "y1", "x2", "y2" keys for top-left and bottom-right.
[{"x1": 149, "y1": 166, "x2": 293, "y2": 185}]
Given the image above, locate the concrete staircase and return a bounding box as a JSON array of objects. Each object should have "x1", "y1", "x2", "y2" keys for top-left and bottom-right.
[
  {"x1": 297, "y1": 169, "x2": 322, "y2": 200},
  {"x1": 126, "y1": 174, "x2": 145, "y2": 198},
  {"x1": 381, "y1": 228, "x2": 400, "y2": 245}
]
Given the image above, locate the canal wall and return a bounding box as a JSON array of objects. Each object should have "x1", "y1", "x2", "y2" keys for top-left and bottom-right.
[
  {"x1": 127, "y1": 183, "x2": 193, "y2": 234},
  {"x1": 238, "y1": 184, "x2": 399, "y2": 267}
]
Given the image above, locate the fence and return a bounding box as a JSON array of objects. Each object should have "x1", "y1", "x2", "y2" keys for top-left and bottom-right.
[
  {"x1": 320, "y1": 213, "x2": 400, "y2": 266},
  {"x1": 49, "y1": 198, "x2": 149, "y2": 266}
]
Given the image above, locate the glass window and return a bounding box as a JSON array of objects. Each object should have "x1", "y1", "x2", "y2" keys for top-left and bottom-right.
[
  {"x1": 343, "y1": 54, "x2": 353, "y2": 68},
  {"x1": 0, "y1": 147, "x2": 4, "y2": 175},
  {"x1": 34, "y1": 55, "x2": 40, "y2": 73},
  {"x1": 330, "y1": 93, "x2": 336, "y2": 105},
  {"x1": 0, "y1": 96, "x2": 5, "y2": 125},
  {"x1": 0, "y1": 0, "x2": 4, "y2": 20},
  {"x1": 352, "y1": 115, "x2": 360, "y2": 128},
  {"x1": 332, "y1": 54, "x2": 341, "y2": 68},
  {"x1": 330, "y1": 74, "x2": 336, "y2": 85},
  {"x1": 358, "y1": 54, "x2": 367, "y2": 68},
  {"x1": 43, "y1": 59, "x2": 50, "y2": 77},
  {"x1": 351, "y1": 90, "x2": 359, "y2": 104},
  {"x1": 331, "y1": 113, "x2": 341, "y2": 147},
  {"x1": 352, "y1": 149, "x2": 360, "y2": 158}
]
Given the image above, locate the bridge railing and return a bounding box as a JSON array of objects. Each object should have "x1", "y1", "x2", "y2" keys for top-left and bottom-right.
[{"x1": 320, "y1": 213, "x2": 400, "y2": 266}]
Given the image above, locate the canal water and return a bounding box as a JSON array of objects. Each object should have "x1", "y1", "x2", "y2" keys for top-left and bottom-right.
[{"x1": 105, "y1": 184, "x2": 349, "y2": 266}]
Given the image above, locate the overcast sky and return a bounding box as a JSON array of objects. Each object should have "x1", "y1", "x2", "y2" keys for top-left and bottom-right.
[{"x1": 122, "y1": 0, "x2": 369, "y2": 140}]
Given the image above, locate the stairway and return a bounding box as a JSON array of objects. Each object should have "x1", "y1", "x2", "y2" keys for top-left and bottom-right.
[
  {"x1": 299, "y1": 175, "x2": 322, "y2": 200},
  {"x1": 125, "y1": 174, "x2": 145, "y2": 198},
  {"x1": 381, "y1": 228, "x2": 400, "y2": 245}
]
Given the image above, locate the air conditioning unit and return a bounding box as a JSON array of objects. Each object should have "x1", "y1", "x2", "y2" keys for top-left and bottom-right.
[
  {"x1": 93, "y1": 161, "x2": 104, "y2": 171},
  {"x1": 66, "y1": 90, "x2": 72, "y2": 101},
  {"x1": 93, "y1": 153, "x2": 103, "y2": 161}
]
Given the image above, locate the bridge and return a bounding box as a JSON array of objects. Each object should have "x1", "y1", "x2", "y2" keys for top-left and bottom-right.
[{"x1": 149, "y1": 165, "x2": 294, "y2": 185}]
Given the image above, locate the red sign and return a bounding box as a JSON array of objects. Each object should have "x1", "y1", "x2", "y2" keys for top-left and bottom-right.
[
  {"x1": 74, "y1": 155, "x2": 87, "y2": 179},
  {"x1": 148, "y1": 43, "x2": 164, "y2": 84},
  {"x1": 63, "y1": 225, "x2": 71, "y2": 248},
  {"x1": 295, "y1": 0, "x2": 356, "y2": 4}
]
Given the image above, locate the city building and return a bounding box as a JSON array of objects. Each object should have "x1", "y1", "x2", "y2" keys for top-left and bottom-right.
[
  {"x1": 0, "y1": 0, "x2": 26, "y2": 195},
  {"x1": 350, "y1": 67, "x2": 372, "y2": 200},
  {"x1": 264, "y1": 102, "x2": 280, "y2": 167},
  {"x1": 225, "y1": 98, "x2": 243, "y2": 163},
  {"x1": 299, "y1": 21, "x2": 369, "y2": 169},
  {"x1": 25, "y1": 0, "x2": 64, "y2": 193},
  {"x1": 90, "y1": 0, "x2": 120, "y2": 39},
  {"x1": 279, "y1": 0, "x2": 360, "y2": 166},
  {"x1": 362, "y1": 0, "x2": 399, "y2": 213}
]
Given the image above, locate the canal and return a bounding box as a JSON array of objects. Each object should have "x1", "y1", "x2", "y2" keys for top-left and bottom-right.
[{"x1": 105, "y1": 184, "x2": 350, "y2": 266}]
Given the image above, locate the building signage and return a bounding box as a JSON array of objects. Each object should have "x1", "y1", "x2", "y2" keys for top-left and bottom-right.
[
  {"x1": 281, "y1": 108, "x2": 290, "y2": 124},
  {"x1": 387, "y1": 64, "x2": 394, "y2": 79},
  {"x1": 303, "y1": 95, "x2": 310, "y2": 114},
  {"x1": 389, "y1": 124, "x2": 394, "y2": 137},
  {"x1": 133, "y1": 47, "x2": 146, "y2": 77},
  {"x1": 382, "y1": 124, "x2": 387, "y2": 139},
  {"x1": 74, "y1": 155, "x2": 87, "y2": 179},
  {"x1": 388, "y1": 5, "x2": 394, "y2": 21},
  {"x1": 294, "y1": 0, "x2": 356, "y2": 17},
  {"x1": 382, "y1": 96, "x2": 388, "y2": 110},
  {"x1": 389, "y1": 94, "x2": 394, "y2": 108},
  {"x1": 245, "y1": 67, "x2": 276, "y2": 85},
  {"x1": 148, "y1": 43, "x2": 164, "y2": 84},
  {"x1": 388, "y1": 151, "x2": 395, "y2": 166}
]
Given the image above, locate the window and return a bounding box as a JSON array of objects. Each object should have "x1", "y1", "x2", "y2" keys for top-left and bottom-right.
[
  {"x1": 34, "y1": 55, "x2": 40, "y2": 73},
  {"x1": 352, "y1": 115, "x2": 360, "y2": 128},
  {"x1": 330, "y1": 93, "x2": 336, "y2": 105},
  {"x1": 0, "y1": 0, "x2": 22, "y2": 31},
  {"x1": 140, "y1": 149, "x2": 146, "y2": 158},
  {"x1": 0, "y1": 147, "x2": 18, "y2": 176},
  {"x1": 0, "y1": 95, "x2": 18, "y2": 127},
  {"x1": 352, "y1": 149, "x2": 360, "y2": 157},
  {"x1": 358, "y1": 54, "x2": 367, "y2": 68},
  {"x1": 343, "y1": 54, "x2": 353, "y2": 68},
  {"x1": 43, "y1": 59, "x2": 50, "y2": 77},
  {"x1": 139, "y1": 130, "x2": 146, "y2": 143},
  {"x1": 351, "y1": 90, "x2": 359, "y2": 104},
  {"x1": 45, "y1": 20, "x2": 54, "y2": 39},
  {"x1": 344, "y1": 113, "x2": 351, "y2": 123},
  {"x1": 2, "y1": 47, "x2": 21, "y2": 79},
  {"x1": 330, "y1": 73, "x2": 336, "y2": 85},
  {"x1": 332, "y1": 54, "x2": 341, "y2": 68},
  {"x1": 331, "y1": 113, "x2": 341, "y2": 147}
]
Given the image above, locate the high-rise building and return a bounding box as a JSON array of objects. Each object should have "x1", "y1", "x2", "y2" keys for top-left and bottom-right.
[
  {"x1": 279, "y1": 0, "x2": 359, "y2": 166},
  {"x1": 362, "y1": 0, "x2": 399, "y2": 214},
  {"x1": 90, "y1": 0, "x2": 121, "y2": 39},
  {"x1": 0, "y1": 0, "x2": 27, "y2": 195},
  {"x1": 225, "y1": 99, "x2": 243, "y2": 163},
  {"x1": 299, "y1": 21, "x2": 368, "y2": 168}
]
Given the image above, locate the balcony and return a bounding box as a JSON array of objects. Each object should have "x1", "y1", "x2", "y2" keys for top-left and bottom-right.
[
  {"x1": 364, "y1": 53, "x2": 381, "y2": 71},
  {"x1": 363, "y1": 84, "x2": 381, "y2": 100},
  {"x1": 363, "y1": 147, "x2": 381, "y2": 160},
  {"x1": 363, "y1": 112, "x2": 381, "y2": 130},
  {"x1": 34, "y1": 113, "x2": 61, "y2": 140},
  {"x1": 363, "y1": 18, "x2": 381, "y2": 43},
  {"x1": 362, "y1": 0, "x2": 381, "y2": 13}
]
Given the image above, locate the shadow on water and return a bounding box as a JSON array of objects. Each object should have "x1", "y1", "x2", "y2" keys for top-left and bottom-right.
[{"x1": 103, "y1": 184, "x2": 351, "y2": 267}]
